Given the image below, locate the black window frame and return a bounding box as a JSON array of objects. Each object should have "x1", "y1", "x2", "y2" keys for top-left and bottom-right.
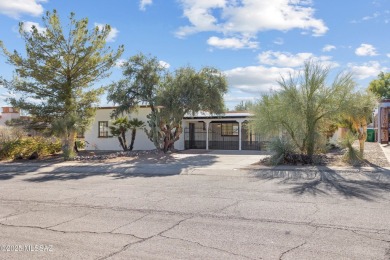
[{"x1": 98, "y1": 121, "x2": 110, "y2": 138}]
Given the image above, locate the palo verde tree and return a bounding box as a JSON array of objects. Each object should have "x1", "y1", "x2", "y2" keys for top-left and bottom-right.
[
  {"x1": 252, "y1": 60, "x2": 355, "y2": 160},
  {"x1": 0, "y1": 10, "x2": 123, "y2": 159}
]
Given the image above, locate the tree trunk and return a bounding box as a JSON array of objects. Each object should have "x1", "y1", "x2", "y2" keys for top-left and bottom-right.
[
  {"x1": 358, "y1": 120, "x2": 367, "y2": 157},
  {"x1": 63, "y1": 130, "x2": 77, "y2": 160},
  {"x1": 129, "y1": 128, "x2": 136, "y2": 151},
  {"x1": 163, "y1": 129, "x2": 171, "y2": 153},
  {"x1": 118, "y1": 137, "x2": 127, "y2": 151},
  {"x1": 121, "y1": 131, "x2": 128, "y2": 151},
  {"x1": 306, "y1": 124, "x2": 316, "y2": 161}
]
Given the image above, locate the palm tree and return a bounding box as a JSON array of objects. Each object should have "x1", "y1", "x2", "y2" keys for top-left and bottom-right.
[
  {"x1": 341, "y1": 91, "x2": 377, "y2": 156},
  {"x1": 128, "y1": 118, "x2": 145, "y2": 151},
  {"x1": 109, "y1": 117, "x2": 131, "y2": 151}
]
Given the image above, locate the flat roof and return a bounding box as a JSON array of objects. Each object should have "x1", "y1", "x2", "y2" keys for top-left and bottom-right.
[{"x1": 184, "y1": 111, "x2": 253, "y2": 119}]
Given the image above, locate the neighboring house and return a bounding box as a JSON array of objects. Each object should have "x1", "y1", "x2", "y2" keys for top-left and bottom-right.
[
  {"x1": 84, "y1": 106, "x2": 266, "y2": 151},
  {"x1": 374, "y1": 99, "x2": 390, "y2": 144},
  {"x1": 0, "y1": 107, "x2": 22, "y2": 126}
]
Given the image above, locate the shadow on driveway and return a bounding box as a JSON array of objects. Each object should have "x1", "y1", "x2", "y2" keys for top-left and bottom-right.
[{"x1": 251, "y1": 166, "x2": 390, "y2": 201}]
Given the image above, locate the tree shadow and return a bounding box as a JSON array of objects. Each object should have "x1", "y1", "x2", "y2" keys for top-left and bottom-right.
[
  {"x1": 0, "y1": 162, "x2": 61, "y2": 181},
  {"x1": 21, "y1": 153, "x2": 219, "y2": 182},
  {"x1": 251, "y1": 166, "x2": 390, "y2": 201}
]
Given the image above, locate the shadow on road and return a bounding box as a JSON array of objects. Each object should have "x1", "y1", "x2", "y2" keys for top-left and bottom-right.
[
  {"x1": 15, "y1": 154, "x2": 218, "y2": 182},
  {"x1": 0, "y1": 164, "x2": 57, "y2": 181},
  {"x1": 252, "y1": 166, "x2": 390, "y2": 200}
]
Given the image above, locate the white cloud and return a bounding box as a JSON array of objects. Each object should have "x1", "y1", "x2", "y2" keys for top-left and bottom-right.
[
  {"x1": 0, "y1": 0, "x2": 46, "y2": 19},
  {"x1": 355, "y1": 43, "x2": 378, "y2": 56},
  {"x1": 273, "y1": 38, "x2": 284, "y2": 45},
  {"x1": 21, "y1": 21, "x2": 46, "y2": 33},
  {"x1": 348, "y1": 61, "x2": 385, "y2": 80},
  {"x1": 387, "y1": 53, "x2": 390, "y2": 58},
  {"x1": 207, "y1": 36, "x2": 258, "y2": 49},
  {"x1": 176, "y1": 0, "x2": 328, "y2": 42},
  {"x1": 94, "y1": 23, "x2": 119, "y2": 42},
  {"x1": 159, "y1": 60, "x2": 170, "y2": 69},
  {"x1": 224, "y1": 65, "x2": 295, "y2": 94},
  {"x1": 139, "y1": 0, "x2": 152, "y2": 11},
  {"x1": 322, "y1": 44, "x2": 336, "y2": 52},
  {"x1": 257, "y1": 51, "x2": 338, "y2": 68}
]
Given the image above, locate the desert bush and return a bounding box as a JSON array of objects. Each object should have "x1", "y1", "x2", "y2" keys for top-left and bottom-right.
[
  {"x1": 0, "y1": 136, "x2": 62, "y2": 160},
  {"x1": 268, "y1": 137, "x2": 297, "y2": 165},
  {"x1": 0, "y1": 126, "x2": 27, "y2": 142}
]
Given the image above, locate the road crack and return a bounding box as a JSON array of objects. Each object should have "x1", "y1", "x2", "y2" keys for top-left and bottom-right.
[
  {"x1": 279, "y1": 241, "x2": 306, "y2": 260},
  {"x1": 351, "y1": 230, "x2": 390, "y2": 243},
  {"x1": 109, "y1": 213, "x2": 150, "y2": 233},
  {"x1": 97, "y1": 216, "x2": 193, "y2": 259},
  {"x1": 0, "y1": 221, "x2": 142, "y2": 240},
  {"x1": 45, "y1": 213, "x2": 91, "y2": 229}
]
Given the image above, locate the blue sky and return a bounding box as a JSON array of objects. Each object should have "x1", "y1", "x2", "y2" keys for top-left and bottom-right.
[{"x1": 0, "y1": 0, "x2": 389, "y2": 109}]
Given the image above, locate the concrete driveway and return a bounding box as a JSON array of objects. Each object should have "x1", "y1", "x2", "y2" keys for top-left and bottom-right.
[{"x1": 0, "y1": 152, "x2": 389, "y2": 259}]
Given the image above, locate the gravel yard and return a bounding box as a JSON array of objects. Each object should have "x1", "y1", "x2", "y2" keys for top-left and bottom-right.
[{"x1": 359, "y1": 141, "x2": 390, "y2": 167}]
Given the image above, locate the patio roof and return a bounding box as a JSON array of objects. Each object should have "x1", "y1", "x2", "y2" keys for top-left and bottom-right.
[{"x1": 183, "y1": 111, "x2": 253, "y2": 119}]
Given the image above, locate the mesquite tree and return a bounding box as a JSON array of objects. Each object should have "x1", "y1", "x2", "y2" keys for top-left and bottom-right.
[
  {"x1": 157, "y1": 66, "x2": 227, "y2": 151},
  {"x1": 107, "y1": 53, "x2": 165, "y2": 149},
  {"x1": 0, "y1": 10, "x2": 123, "y2": 159},
  {"x1": 108, "y1": 53, "x2": 228, "y2": 152}
]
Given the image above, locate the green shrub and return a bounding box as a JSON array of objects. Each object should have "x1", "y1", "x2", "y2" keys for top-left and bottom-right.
[{"x1": 0, "y1": 136, "x2": 62, "y2": 160}]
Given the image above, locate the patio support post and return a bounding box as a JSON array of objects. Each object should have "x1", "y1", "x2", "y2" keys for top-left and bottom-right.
[
  {"x1": 205, "y1": 120, "x2": 210, "y2": 150},
  {"x1": 238, "y1": 120, "x2": 243, "y2": 151},
  {"x1": 378, "y1": 105, "x2": 381, "y2": 143}
]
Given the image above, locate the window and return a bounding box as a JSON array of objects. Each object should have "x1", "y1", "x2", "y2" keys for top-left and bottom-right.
[
  {"x1": 98, "y1": 121, "x2": 109, "y2": 137},
  {"x1": 221, "y1": 123, "x2": 239, "y2": 136}
]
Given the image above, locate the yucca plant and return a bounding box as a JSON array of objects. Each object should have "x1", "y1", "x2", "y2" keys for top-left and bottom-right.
[{"x1": 268, "y1": 136, "x2": 297, "y2": 165}]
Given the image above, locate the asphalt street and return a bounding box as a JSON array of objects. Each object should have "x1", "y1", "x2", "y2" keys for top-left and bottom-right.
[{"x1": 0, "y1": 151, "x2": 389, "y2": 259}]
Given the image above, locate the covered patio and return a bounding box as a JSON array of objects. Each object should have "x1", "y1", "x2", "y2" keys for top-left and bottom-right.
[{"x1": 183, "y1": 112, "x2": 267, "y2": 151}]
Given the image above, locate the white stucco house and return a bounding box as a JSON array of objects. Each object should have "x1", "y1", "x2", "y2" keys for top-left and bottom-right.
[{"x1": 83, "y1": 106, "x2": 265, "y2": 151}]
